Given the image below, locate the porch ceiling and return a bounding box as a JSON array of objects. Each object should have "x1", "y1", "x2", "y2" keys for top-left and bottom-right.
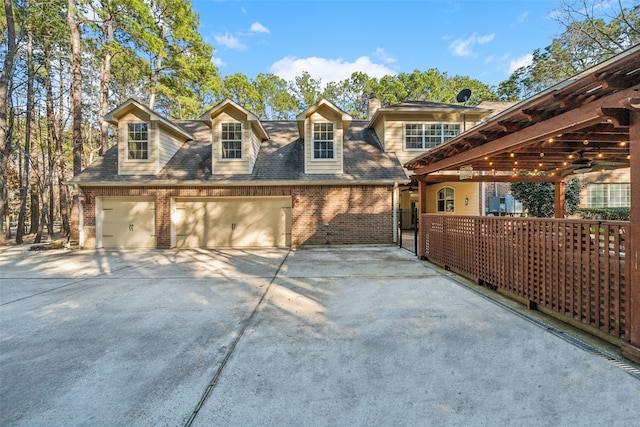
[{"x1": 405, "y1": 45, "x2": 640, "y2": 180}]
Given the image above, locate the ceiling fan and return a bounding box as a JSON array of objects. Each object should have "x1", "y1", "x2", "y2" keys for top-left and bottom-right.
[{"x1": 561, "y1": 151, "x2": 627, "y2": 176}]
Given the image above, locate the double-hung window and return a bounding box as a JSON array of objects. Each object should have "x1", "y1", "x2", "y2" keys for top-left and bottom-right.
[
  {"x1": 221, "y1": 122, "x2": 242, "y2": 159},
  {"x1": 127, "y1": 123, "x2": 148, "y2": 160},
  {"x1": 313, "y1": 122, "x2": 334, "y2": 159},
  {"x1": 405, "y1": 123, "x2": 461, "y2": 150},
  {"x1": 587, "y1": 183, "x2": 630, "y2": 207},
  {"x1": 437, "y1": 187, "x2": 455, "y2": 212}
]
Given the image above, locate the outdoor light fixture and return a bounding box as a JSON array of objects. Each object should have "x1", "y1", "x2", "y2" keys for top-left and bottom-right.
[{"x1": 464, "y1": 197, "x2": 469, "y2": 205}]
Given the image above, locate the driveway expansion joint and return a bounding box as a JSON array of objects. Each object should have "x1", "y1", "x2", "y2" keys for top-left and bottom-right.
[{"x1": 184, "y1": 249, "x2": 292, "y2": 427}]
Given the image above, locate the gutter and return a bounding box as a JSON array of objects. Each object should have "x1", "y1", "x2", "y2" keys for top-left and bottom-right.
[{"x1": 62, "y1": 179, "x2": 411, "y2": 187}]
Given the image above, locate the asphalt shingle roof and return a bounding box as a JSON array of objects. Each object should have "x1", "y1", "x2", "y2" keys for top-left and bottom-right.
[{"x1": 71, "y1": 120, "x2": 408, "y2": 185}]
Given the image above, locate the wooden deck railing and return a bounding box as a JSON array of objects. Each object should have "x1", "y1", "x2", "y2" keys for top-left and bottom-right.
[{"x1": 420, "y1": 214, "x2": 630, "y2": 344}]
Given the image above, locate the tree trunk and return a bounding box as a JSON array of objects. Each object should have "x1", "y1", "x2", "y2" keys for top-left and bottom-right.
[
  {"x1": 68, "y1": 0, "x2": 83, "y2": 176},
  {"x1": 35, "y1": 203, "x2": 48, "y2": 243},
  {"x1": 148, "y1": 23, "x2": 166, "y2": 110},
  {"x1": 0, "y1": 0, "x2": 17, "y2": 245},
  {"x1": 99, "y1": 7, "x2": 114, "y2": 156},
  {"x1": 16, "y1": 31, "x2": 35, "y2": 244},
  {"x1": 44, "y1": 50, "x2": 55, "y2": 239},
  {"x1": 29, "y1": 186, "x2": 39, "y2": 234},
  {"x1": 56, "y1": 56, "x2": 70, "y2": 236},
  {"x1": 48, "y1": 183, "x2": 54, "y2": 238}
]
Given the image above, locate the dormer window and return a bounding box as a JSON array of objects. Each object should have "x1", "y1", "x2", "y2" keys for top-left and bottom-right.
[
  {"x1": 127, "y1": 123, "x2": 149, "y2": 160},
  {"x1": 221, "y1": 122, "x2": 242, "y2": 159},
  {"x1": 405, "y1": 123, "x2": 461, "y2": 150},
  {"x1": 313, "y1": 122, "x2": 334, "y2": 159}
]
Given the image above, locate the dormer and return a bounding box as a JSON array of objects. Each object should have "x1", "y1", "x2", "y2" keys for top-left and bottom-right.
[
  {"x1": 200, "y1": 99, "x2": 268, "y2": 175},
  {"x1": 297, "y1": 99, "x2": 351, "y2": 174},
  {"x1": 105, "y1": 99, "x2": 193, "y2": 175}
]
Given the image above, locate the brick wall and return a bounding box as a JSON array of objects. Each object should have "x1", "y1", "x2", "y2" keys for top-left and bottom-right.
[{"x1": 80, "y1": 184, "x2": 394, "y2": 248}]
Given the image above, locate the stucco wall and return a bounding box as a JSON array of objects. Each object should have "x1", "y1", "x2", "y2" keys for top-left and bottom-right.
[{"x1": 424, "y1": 182, "x2": 480, "y2": 215}]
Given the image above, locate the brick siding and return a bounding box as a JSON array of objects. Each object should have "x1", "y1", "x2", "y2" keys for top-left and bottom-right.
[{"x1": 79, "y1": 185, "x2": 394, "y2": 248}]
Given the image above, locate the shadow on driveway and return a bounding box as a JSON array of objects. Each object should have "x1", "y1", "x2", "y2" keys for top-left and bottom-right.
[{"x1": 1, "y1": 245, "x2": 639, "y2": 426}]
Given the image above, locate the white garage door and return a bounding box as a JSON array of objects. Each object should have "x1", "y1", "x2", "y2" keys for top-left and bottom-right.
[
  {"x1": 174, "y1": 197, "x2": 291, "y2": 248},
  {"x1": 100, "y1": 198, "x2": 156, "y2": 248}
]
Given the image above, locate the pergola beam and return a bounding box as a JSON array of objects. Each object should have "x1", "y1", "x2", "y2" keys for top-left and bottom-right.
[
  {"x1": 417, "y1": 174, "x2": 564, "y2": 183},
  {"x1": 412, "y1": 85, "x2": 638, "y2": 176}
]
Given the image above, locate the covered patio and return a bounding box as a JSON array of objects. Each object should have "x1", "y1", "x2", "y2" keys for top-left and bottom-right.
[{"x1": 405, "y1": 45, "x2": 640, "y2": 363}]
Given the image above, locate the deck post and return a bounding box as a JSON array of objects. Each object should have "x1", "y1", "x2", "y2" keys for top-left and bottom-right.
[
  {"x1": 554, "y1": 181, "x2": 565, "y2": 218},
  {"x1": 622, "y1": 106, "x2": 640, "y2": 363},
  {"x1": 417, "y1": 179, "x2": 427, "y2": 259}
]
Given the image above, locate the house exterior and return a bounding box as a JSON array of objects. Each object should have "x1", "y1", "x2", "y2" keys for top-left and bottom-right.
[
  {"x1": 69, "y1": 97, "x2": 492, "y2": 249},
  {"x1": 576, "y1": 168, "x2": 631, "y2": 210},
  {"x1": 366, "y1": 98, "x2": 492, "y2": 224}
]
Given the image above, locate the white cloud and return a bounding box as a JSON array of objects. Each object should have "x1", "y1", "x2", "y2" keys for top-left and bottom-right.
[
  {"x1": 477, "y1": 34, "x2": 495, "y2": 44},
  {"x1": 250, "y1": 22, "x2": 270, "y2": 34},
  {"x1": 270, "y1": 56, "x2": 396, "y2": 84},
  {"x1": 517, "y1": 11, "x2": 529, "y2": 23},
  {"x1": 214, "y1": 33, "x2": 246, "y2": 51},
  {"x1": 449, "y1": 33, "x2": 495, "y2": 57},
  {"x1": 212, "y1": 56, "x2": 226, "y2": 67},
  {"x1": 508, "y1": 53, "x2": 533, "y2": 73},
  {"x1": 373, "y1": 48, "x2": 397, "y2": 64}
]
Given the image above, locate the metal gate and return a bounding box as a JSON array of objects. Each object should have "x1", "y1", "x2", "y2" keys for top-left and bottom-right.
[{"x1": 398, "y1": 207, "x2": 418, "y2": 253}]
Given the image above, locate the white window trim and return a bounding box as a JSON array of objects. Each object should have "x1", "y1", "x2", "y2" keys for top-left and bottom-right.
[
  {"x1": 404, "y1": 122, "x2": 462, "y2": 151},
  {"x1": 437, "y1": 186, "x2": 455, "y2": 213},
  {"x1": 587, "y1": 183, "x2": 630, "y2": 208},
  {"x1": 219, "y1": 122, "x2": 244, "y2": 161},
  {"x1": 125, "y1": 122, "x2": 151, "y2": 162},
  {"x1": 311, "y1": 122, "x2": 336, "y2": 161}
]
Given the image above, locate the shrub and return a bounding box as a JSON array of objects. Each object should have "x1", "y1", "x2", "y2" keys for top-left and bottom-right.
[{"x1": 576, "y1": 207, "x2": 630, "y2": 221}]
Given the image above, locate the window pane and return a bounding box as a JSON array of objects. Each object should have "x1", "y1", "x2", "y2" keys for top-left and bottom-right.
[
  {"x1": 587, "y1": 183, "x2": 630, "y2": 208},
  {"x1": 442, "y1": 124, "x2": 461, "y2": 142},
  {"x1": 437, "y1": 187, "x2": 454, "y2": 212},
  {"x1": 313, "y1": 123, "x2": 334, "y2": 159},
  {"x1": 221, "y1": 123, "x2": 242, "y2": 159},
  {"x1": 424, "y1": 124, "x2": 441, "y2": 149},
  {"x1": 127, "y1": 123, "x2": 148, "y2": 160},
  {"x1": 405, "y1": 124, "x2": 424, "y2": 149}
]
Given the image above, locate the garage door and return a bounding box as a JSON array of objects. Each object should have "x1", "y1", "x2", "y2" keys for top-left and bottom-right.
[
  {"x1": 100, "y1": 198, "x2": 156, "y2": 248},
  {"x1": 174, "y1": 197, "x2": 291, "y2": 248}
]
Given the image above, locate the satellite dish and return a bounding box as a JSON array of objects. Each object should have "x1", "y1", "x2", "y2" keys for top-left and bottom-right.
[{"x1": 456, "y1": 88, "x2": 472, "y2": 104}]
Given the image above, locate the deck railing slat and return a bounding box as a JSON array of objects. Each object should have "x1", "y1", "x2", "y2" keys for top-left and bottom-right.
[{"x1": 420, "y1": 214, "x2": 629, "y2": 345}]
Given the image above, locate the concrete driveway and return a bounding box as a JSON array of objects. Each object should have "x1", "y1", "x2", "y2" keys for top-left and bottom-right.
[{"x1": 1, "y1": 245, "x2": 639, "y2": 426}]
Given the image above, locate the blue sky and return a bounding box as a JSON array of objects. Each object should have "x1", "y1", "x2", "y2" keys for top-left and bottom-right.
[{"x1": 191, "y1": 0, "x2": 592, "y2": 88}]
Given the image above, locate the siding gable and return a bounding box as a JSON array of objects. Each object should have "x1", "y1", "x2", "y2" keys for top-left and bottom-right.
[
  {"x1": 297, "y1": 99, "x2": 351, "y2": 175},
  {"x1": 201, "y1": 99, "x2": 268, "y2": 176},
  {"x1": 303, "y1": 109, "x2": 344, "y2": 174},
  {"x1": 105, "y1": 99, "x2": 193, "y2": 176}
]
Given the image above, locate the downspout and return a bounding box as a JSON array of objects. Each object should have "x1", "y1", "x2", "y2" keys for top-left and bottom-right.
[
  {"x1": 75, "y1": 184, "x2": 85, "y2": 248},
  {"x1": 392, "y1": 182, "x2": 398, "y2": 243}
]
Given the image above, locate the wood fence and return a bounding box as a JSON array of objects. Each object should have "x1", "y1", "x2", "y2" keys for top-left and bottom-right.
[{"x1": 420, "y1": 214, "x2": 629, "y2": 343}]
